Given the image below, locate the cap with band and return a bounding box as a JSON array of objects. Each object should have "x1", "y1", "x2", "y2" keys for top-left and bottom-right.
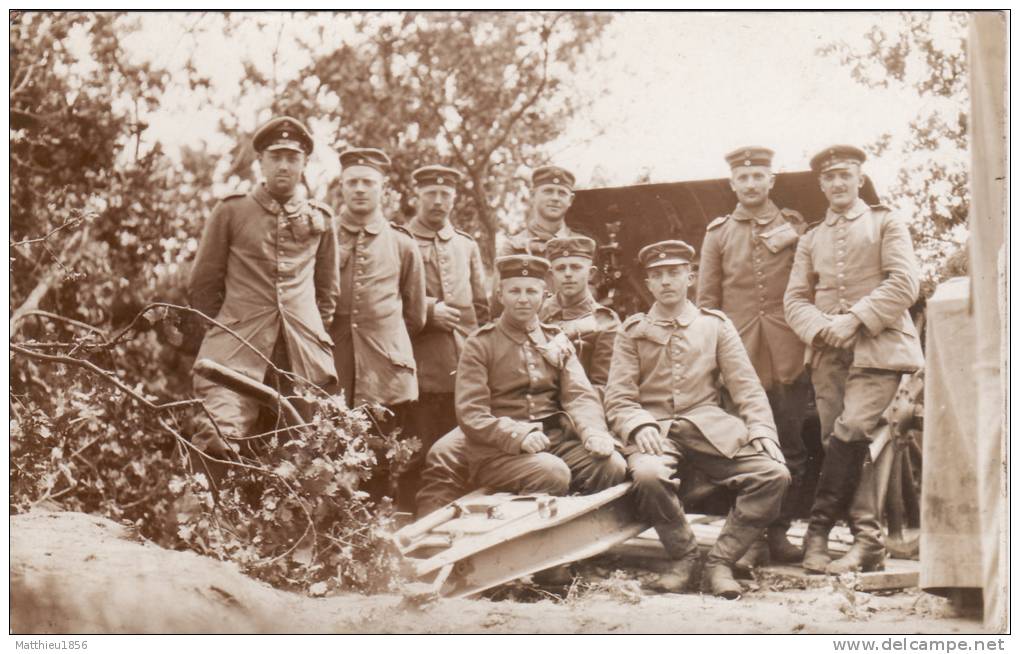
[
  {"x1": 339, "y1": 147, "x2": 392, "y2": 174},
  {"x1": 810, "y1": 145, "x2": 866, "y2": 174},
  {"x1": 412, "y1": 164, "x2": 462, "y2": 188},
  {"x1": 638, "y1": 240, "x2": 696, "y2": 269},
  {"x1": 725, "y1": 146, "x2": 774, "y2": 169},
  {"x1": 531, "y1": 165, "x2": 576, "y2": 190},
  {"x1": 253, "y1": 116, "x2": 314, "y2": 155},
  {"x1": 546, "y1": 236, "x2": 596, "y2": 261},
  {"x1": 496, "y1": 254, "x2": 550, "y2": 280}
]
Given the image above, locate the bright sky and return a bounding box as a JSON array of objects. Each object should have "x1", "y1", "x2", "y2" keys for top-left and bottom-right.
[{"x1": 114, "y1": 11, "x2": 964, "y2": 206}]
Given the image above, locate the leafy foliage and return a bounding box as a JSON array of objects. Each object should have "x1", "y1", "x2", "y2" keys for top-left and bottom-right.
[
  {"x1": 9, "y1": 12, "x2": 411, "y2": 595},
  {"x1": 819, "y1": 11, "x2": 970, "y2": 281},
  {"x1": 272, "y1": 11, "x2": 611, "y2": 263}
]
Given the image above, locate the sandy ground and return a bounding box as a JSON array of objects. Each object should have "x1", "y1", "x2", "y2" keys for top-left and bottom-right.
[{"x1": 11, "y1": 511, "x2": 986, "y2": 634}]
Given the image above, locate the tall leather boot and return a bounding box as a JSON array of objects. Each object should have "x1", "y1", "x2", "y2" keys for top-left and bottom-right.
[
  {"x1": 802, "y1": 438, "x2": 868, "y2": 574},
  {"x1": 733, "y1": 534, "x2": 768, "y2": 578},
  {"x1": 827, "y1": 456, "x2": 886, "y2": 573},
  {"x1": 650, "y1": 519, "x2": 701, "y2": 593},
  {"x1": 704, "y1": 521, "x2": 762, "y2": 600},
  {"x1": 767, "y1": 478, "x2": 805, "y2": 563}
]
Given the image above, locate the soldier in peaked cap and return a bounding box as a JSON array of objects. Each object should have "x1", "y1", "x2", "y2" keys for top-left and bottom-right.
[
  {"x1": 605, "y1": 239, "x2": 789, "y2": 599},
  {"x1": 331, "y1": 146, "x2": 427, "y2": 500},
  {"x1": 786, "y1": 144, "x2": 922, "y2": 575},
  {"x1": 491, "y1": 165, "x2": 590, "y2": 316},
  {"x1": 398, "y1": 163, "x2": 490, "y2": 512},
  {"x1": 451, "y1": 254, "x2": 625, "y2": 502},
  {"x1": 540, "y1": 235, "x2": 620, "y2": 392},
  {"x1": 415, "y1": 235, "x2": 620, "y2": 516},
  {"x1": 189, "y1": 115, "x2": 339, "y2": 467},
  {"x1": 696, "y1": 146, "x2": 812, "y2": 571}
]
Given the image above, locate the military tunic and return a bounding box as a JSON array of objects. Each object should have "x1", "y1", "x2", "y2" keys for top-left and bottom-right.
[
  {"x1": 490, "y1": 221, "x2": 590, "y2": 317},
  {"x1": 399, "y1": 217, "x2": 490, "y2": 511},
  {"x1": 189, "y1": 184, "x2": 339, "y2": 447},
  {"x1": 604, "y1": 300, "x2": 788, "y2": 529},
  {"x1": 408, "y1": 218, "x2": 490, "y2": 392},
  {"x1": 697, "y1": 199, "x2": 811, "y2": 524},
  {"x1": 697, "y1": 200, "x2": 807, "y2": 389},
  {"x1": 538, "y1": 292, "x2": 619, "y2": 389},
  {"x1": 332, "y1": 208, "x2": 427, "y2": 407},
  {"x1": 455, "y1": 315, "x2": 626, "y2": 496},
  {"x1": 784, "y1": 199, "x2": 923, "y2": 444}
]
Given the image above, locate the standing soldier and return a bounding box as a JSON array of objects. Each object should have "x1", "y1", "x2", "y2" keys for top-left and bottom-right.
[
  {"x1": 400, "y1": 164, "x2": 489, "y2": 511},
  {"x1": 189, "y1": 116, "x2": 339, "y2": 462},
  {"x1": 540, "y1": 235, "x2": 620, "y2": 392},
  {"x1": 697, "y1": 146, "x2": 811, "y2": 569},
  {"x1": 785, "y1": 145, "x2": 923, "y2": 574},
  {"x1": 331, "y1": 147, "x2": 426, "y2": 409},
  {"x1": 457, "y1": 255, "x2": 625, "y2": 495},
  {"x1": 491, "y1": 165, "x2": 589, "y2": 316},
  {"x1": 605, "y1": 240, "x2": 790, "y2": 599},
  {"x1": 332, "y1": 147, "x2": 427, "y2": 499}
]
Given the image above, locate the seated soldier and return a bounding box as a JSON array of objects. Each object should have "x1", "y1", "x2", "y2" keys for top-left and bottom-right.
[
  {"x1": 415, "y1": 245, "x2": 620, "y2": 515},
  {"x1": 429, "y1": 254, "x2": 625, "y2": 504},
  {"x1": 604, "y1": 240, "x2": 790, "y2": 599}
]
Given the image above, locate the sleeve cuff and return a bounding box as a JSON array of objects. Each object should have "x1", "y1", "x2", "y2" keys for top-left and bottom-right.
[
  {"x1": 623, "y1": 415, "x2": 660, "y2": 443},
  {"x1": 850, "y1": 303, "x2": 883, "y2": 336}
]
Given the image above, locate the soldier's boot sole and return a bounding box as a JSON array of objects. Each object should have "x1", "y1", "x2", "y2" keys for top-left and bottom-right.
[{"x1": 704, "y1": 562, "x2": 743, "y2": 600}]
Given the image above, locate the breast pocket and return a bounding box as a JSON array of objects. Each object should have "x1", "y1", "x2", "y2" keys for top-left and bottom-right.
[{"x1": 760, "y1": 222, "x2": 799, "y2": 253}]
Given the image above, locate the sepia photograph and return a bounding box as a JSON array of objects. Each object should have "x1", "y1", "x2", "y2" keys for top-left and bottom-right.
[{"x1": 7, "y1": 7, "x2": 1009, "y2": 644}]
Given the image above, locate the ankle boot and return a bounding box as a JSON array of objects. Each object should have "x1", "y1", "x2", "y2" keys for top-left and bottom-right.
[
  {"x1": 766, "y1": 525, "x2": 803, "y2": 564},
  {"x1": 704, "y1": 520, "x2": 761, "y2": 599},
  {"x1": 827, "y1": 457, "x2": 886, "y2": 574},
  {"x1": 651, "y1": 520, "x2": 701, "y2": 593}
]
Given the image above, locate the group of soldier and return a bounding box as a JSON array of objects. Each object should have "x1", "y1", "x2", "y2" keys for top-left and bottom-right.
[{"x1": 188, "y1": 115, "x2": 924, "y2": 600}]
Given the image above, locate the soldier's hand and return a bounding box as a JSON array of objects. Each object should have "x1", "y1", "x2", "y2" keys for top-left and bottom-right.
[
  {"x1": 633, "y1": 425, "x2": 666, "y2": 456},
  {"x1": 583, "y1": 434, "x2": 616, "y2": 458},
  {"x1": 432, "y1": 301, "x2": 462, "y2": 332},
  {"x1": 751, "y1": 436, "x2": 786, "y2": 464},
  {"x1": 824, "y1": 314, "x2": 861, "y2": 349},
  {"x1": 521, "y1": 430, "x2": 551, "y2": 454}
]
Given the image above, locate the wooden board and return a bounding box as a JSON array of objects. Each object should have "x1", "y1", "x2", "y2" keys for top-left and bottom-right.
[{"x1": 606, "y1": 516, "x2": 919, "y2": 592}]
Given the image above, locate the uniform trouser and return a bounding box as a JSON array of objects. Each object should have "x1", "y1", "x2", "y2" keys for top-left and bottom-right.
[
  {"x1": 416, "y1": 429, "x2": 472, "y2": 516},
  {"x1": 810, "y1": 348, "x2": 903, "y2": 446},
  {"x1": 398, "y1": 392, "x2": 458, "y2": 512},
  {"x1": 766, "y1": 373, "x2": 812, "y2": 528},
  {"x1": 331, "y1": 314, "x2": 357, "y2": 408},
  {"x1": 627, "y1": 420, "x2": 790, "y2": 531},
  {"x1": 192, "y1": 335, "x2": 292, "y2": 455},
  {"x1": 471, "y1": 415, "x2": 626, "y2": 497}
]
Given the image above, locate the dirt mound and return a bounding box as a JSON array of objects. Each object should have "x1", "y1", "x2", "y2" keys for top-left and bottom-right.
[{"x1": 10, "y1": 511, "x2": 983, "y2": 634}]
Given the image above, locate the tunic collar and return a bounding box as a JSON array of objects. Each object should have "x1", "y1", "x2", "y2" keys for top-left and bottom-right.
[
  {"x1": 648, "y1": 300, "x2": 699, "y2": 327},
  {"x1": 545, "y1": 292, "x2": 597, "y2": 321},
  {"x1": 253, "y1": 183, "x2": 302, "y2": 215},
  {"x1": 339, "y1": 207, "x2": 385, "y2": 235},
  {"x1": 408, "y1": 217, "x2": 454, "y2": 241},
  {"x1": 824, "y1": 198, "x2": 870, "y2": 226},
  {"x1": 497, "y1": 314, "x2": 542, "y2": 344},
  {"x1": 732, "y1": 199, "x2": 780, "y2": 225}
]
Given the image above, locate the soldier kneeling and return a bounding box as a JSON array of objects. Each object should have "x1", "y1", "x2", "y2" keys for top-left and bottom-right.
[
  {"x1": 454, "y1": 254, "x2": 626, "y2": 498},
  {"x1": 605, "y1": 240, "x2": 790, "y2": 599}
]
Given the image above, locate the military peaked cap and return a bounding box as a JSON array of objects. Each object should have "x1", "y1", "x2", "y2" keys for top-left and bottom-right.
[
  {"x1": 339, "y1": 147, "x2": 392, "y2": 174},
  {"x1": 253, "y1": 116, "x2": 314, "y2": 155},
  {"x1": 496, "y1": 254, "x2": 550, "y2": 280},
  {"x1": 412, "y1": 164, "x2": 462, "y2": 188},
  {"x1": 532, "y1": 165, "x2": 576, "y2": 190},
  {"x1": 810, "y1": 145, "x2": 867, "y2": 174},
  {"x1": 725, "y1": 146, "x2": 774, "y2": 169},
  {"x1": 638, "y1": 240, "x2": 696, "y2": 269},
  {"x1": 546, "y1": 235, "x2": 597, "y2": 261}
]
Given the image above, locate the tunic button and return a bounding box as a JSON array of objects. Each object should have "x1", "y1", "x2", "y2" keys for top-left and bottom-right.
[
  {"x1": 839, "y1": 286, "x2": 846, "y2": 291},
  {"x1": 351, "y1": 323, "x2": 358, "y2": 329}
]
